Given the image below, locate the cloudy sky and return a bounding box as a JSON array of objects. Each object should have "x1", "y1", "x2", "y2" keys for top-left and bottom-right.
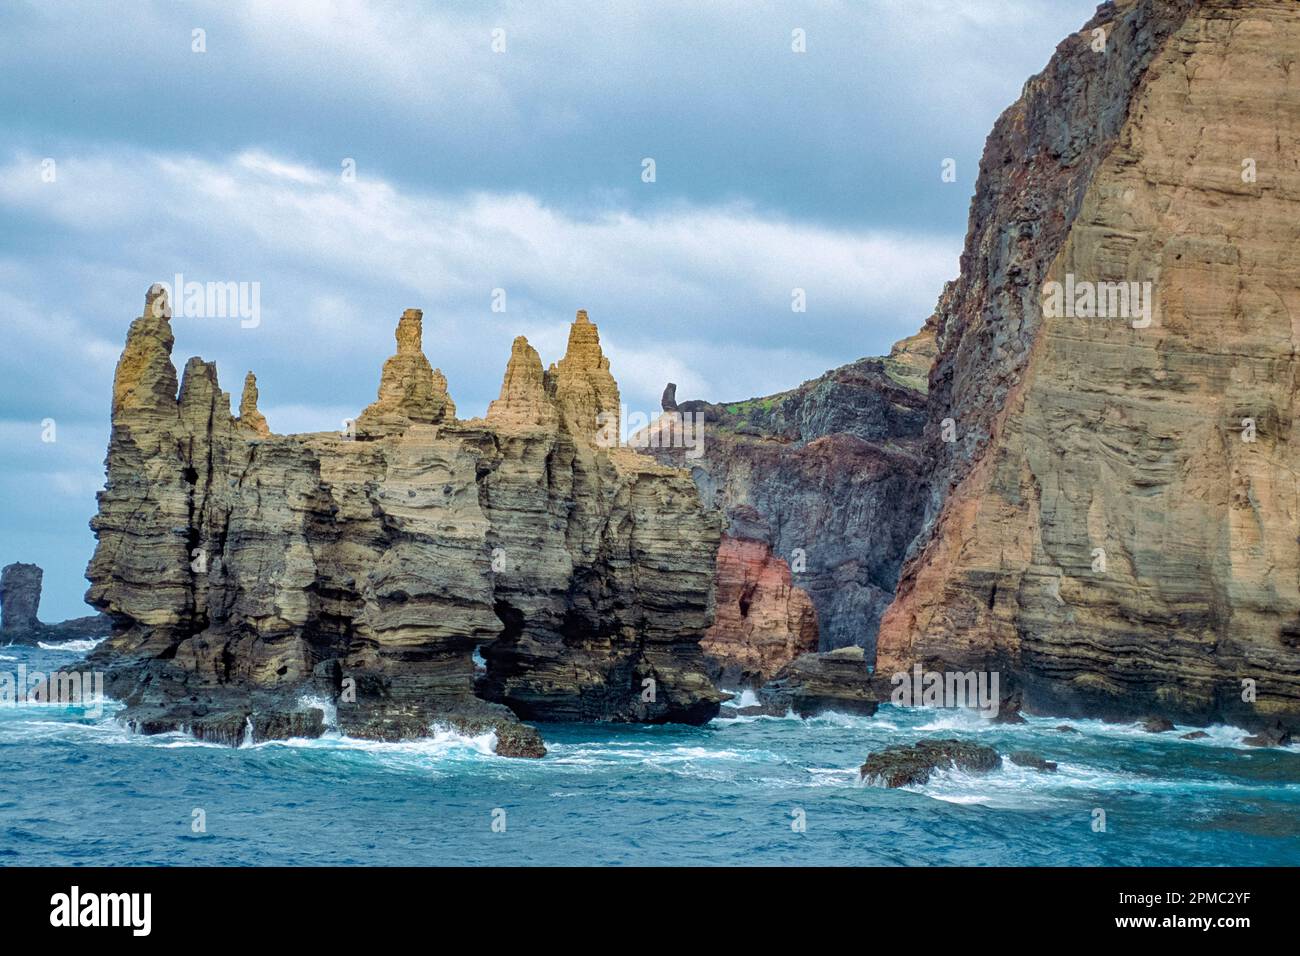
[{"x1": 0, "y1": 0, "x2": 1098, "y2": 620}]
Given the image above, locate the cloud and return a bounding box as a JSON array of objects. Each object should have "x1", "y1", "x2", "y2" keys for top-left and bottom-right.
[{"x1": 0, "y1": 145, "x2": 959, "y2": 423}]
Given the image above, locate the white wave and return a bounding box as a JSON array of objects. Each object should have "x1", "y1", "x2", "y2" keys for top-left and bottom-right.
[
  {"x1": 295, "y1": 694, "x2": 338, "y2": 731},
  {"x1": 719, "y1": 688, "x2": 760, "y2": 708},
  {"x1": 0, "y1": 654, "x2": 15, "y2": 661},
  {"x1": 36, "y1": 637, "x2": 106, "y2": 653}
]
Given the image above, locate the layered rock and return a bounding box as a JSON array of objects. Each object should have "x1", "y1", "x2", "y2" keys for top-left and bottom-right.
[
  {"x1": 0, "y1": 562, "x2": 111, "y2": 645},
  {"x1": 701, "y1": 534, "x2": 817, "y2": 687},
  {"x1": 877, "y1": 0, "x2": 1300, "y2": 733},
  {"x1": 643, "y1": 329, "x2": 933, "y2": 687},
  {"x1": 756, "y1": 646, "x2": 880, "y2": 718},
  {"x1": 86, "y1": 293, "x2": 722, "y2": 753}
]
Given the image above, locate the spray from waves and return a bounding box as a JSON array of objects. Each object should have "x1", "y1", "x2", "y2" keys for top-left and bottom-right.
[
  {"x1": 295, "y1": 695, "x2": 339, "y2": 732},
  {"x1": 725, "y1": 688, "x2": 761, "y2": 708},
  {"x1": 36, "y1": 637, "x2": 107, "y2": 653}
]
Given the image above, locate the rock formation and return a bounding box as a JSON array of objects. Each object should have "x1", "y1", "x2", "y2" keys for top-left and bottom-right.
[
  {"x1": 859, "y1": 739, "x2": 1001, "y2": 789},
  {"x1": 640, "y1": 0, "x2": 1300, "y2": 738},
  {"x1": 0, "y1": 562, "x2": 111, "y2": 645},
  {"x1": 85, "y1": 290, "x2": 723, "y2": 753},
  {"x1": 643, "y1": 329, "x2": 933, "y2": 686},
  {"x1": 877, "y1": 0, "x2": 1300, "y2": 733}
]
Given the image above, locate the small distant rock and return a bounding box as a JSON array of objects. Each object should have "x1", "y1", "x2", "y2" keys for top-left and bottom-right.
[
  {"x1": 1180, "y1": 731, "x2": 1210, "y2": 740},
  {"x1": 1008, "y1": 751, "x2": 1057, "y2": 772},
  {"x1": 860, "y1": 739, "x2": 1001, "y2": 788},
  {"x1": 1141, "y1": 717, "x2": 1176, "y2": 733},
  {"x1": 1056, "y1": 725, "x2": 1079, "y2": 733}
]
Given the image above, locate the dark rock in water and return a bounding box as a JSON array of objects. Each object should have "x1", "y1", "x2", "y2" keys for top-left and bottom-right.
[
  {"x1": 1243, "y1": 724, "x2": 1292, "y2": 748},
  {"x1": 1056, "y1": 725, "x2": 1079, "y2": 733},
  {"x1": 1180, "y1": 731, "x2": 1210, "y2": 740},
  {"x1": 0, "y1": 562, "x2": 112, "y2": 646},
  {"x1": 757, "y1": 647, "x2": 880, "y2": 718},
  {"x1": 860, "y1": 739, "x2": 1001, "y2": 788},
  {"x1": 1141, "y1": 717, "x2": 1176, "y2": 734},
  {"x1": 992, "y1": 690, "x2": 1026, "y2": 724},
  {"x1": 1009, "y1": 751, "x2": 1057, "y2": 772}
]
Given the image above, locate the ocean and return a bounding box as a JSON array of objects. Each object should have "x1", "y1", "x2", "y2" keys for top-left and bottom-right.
[{"x1": 3, "y1": 641, "x2": 1298, "y2": 866}]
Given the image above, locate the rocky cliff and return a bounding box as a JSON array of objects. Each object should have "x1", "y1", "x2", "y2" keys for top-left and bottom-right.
[
  {"x1": 877, "y1": 0, "x2": 1300, "y2": 732},
  {"x1": 0, "y1": 562, "x2": 110, "y2": 645},
  {"x1": 644, "y1": 327, "x2": 934, "y2": 685},
  {"x1": 85, "y1": 289, "x2": 723, "y2": 754}
]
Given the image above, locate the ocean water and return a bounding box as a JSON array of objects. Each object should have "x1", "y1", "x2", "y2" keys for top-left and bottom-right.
[{"x1": 2, "y1": 642, "x2": 1298, "y2": 866}]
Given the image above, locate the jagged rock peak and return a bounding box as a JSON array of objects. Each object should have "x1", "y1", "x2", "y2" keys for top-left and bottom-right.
[
  {"x1": 394, "y1": 307, "x2": 424, "y2": 355},
  {"x1": 487, "y1": 336, "x2": 557, "y2": 429},
  {"x1": 112, "y1": 285, "x2": 179, "y2": 420},
  {"x1": 553, "y1": 309, "x2": 620, "y2": 442},
  {"x1": 238, "y1": 371, "x2": 271, "y2": 437},
  {"x1": 355, "y1": 308, "x2": 456, "y2": 438}
]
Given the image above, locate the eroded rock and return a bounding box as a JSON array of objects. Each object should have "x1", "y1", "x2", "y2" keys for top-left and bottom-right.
[
  {"x1": 86, "y1": 294, "x2": 722, "y2": 754},
  {"x1": 860, "y1": 739, "x2": 1002, "y2": 788}
]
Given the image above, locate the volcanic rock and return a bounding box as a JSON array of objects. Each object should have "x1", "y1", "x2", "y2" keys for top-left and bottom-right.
[
  {"x1": 757, "y1": 646, "x2": 880, "y2": 718},
  {"x1": 859, "y1": 739, "x2": 1002, "y2": 788},
  {"x1": 1242, "y1": 724, "x2": 1293, "y2": 748},
  {"x1": 1008, "y1": 751, "x2": 1058, "y2": 772},
  {"x1": 0, "y1": 562, "x2": 111, "y2": 645},
  {"x1": 85, "y1": 292, "x2": 723, "y2": 753},
  {"x1": 643, "y1": 329, "x2": 933, "y2": 683},
  {"x1": 876, "y1": 0, "x2": 1300, "y2": 735}
]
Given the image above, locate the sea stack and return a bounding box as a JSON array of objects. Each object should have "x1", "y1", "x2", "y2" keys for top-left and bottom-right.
[{"x1": 84, "y1": 301, "x2": 723, "y2": 753}]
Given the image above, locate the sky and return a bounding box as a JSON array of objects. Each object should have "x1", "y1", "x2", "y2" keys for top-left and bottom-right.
[{"x1": 0, "y1": 0, "x2": 1100, "y2": 620}]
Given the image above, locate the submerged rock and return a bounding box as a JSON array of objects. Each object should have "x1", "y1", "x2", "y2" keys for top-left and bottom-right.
[
  {"x1": 860, "y1": 739, "x2": 1001, "y2": 788},
  {"x1": 1008, "y1": 751, "x2": 1057, "y2": 773},
  {"x1": 1243, "y1": 725, "x2": 1293, "y2": 748},
  {"x1": 1141, "y1": 717, "x2": 1176, "y2": 734},
  {"x1": 1180, "y1": 731, "x2": 1210, "y2": 741}
]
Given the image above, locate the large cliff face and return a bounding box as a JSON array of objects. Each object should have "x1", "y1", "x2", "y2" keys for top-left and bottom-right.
[
  {"x1": 86, "y1": 290, "x2": 722, "y2": 753},
  {"x1": 878, "y1": 0, "x2": 1300, "y2": 731},
  {"x1": 644, "y1": 328, "x2": 934, "y2": 685}
]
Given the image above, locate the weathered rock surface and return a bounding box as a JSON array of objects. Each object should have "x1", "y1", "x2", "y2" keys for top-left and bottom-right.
[
  {"x1": 701, "y1": 534, "x2": 817, "y2": 687},
  {"x1": 757, "y1": 646, "x2": 880, "y2": 718},
  {"x1": 85, "y1": 290, "x2": 722, "y2": 753},
  {"x1": 0, "y1": 562, "x2": 111, "y2": 645},
  {"x1": 644, "y1": 329, "x2": 933, "y2": 686},
  {"x1": 859, "y1": 739, "x2": 1002, "y2": 788},
  {"x1": 1008, "y1": 751, "x2": 1058, "y2": 773},
  {"x1": 877, "y1": 0, "x2": 1300, "y2": 734}
]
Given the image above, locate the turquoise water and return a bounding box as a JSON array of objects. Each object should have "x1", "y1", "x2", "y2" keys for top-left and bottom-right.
[{"x1": 3, "y1": 642, "x2": 1298, "y2": 866}]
